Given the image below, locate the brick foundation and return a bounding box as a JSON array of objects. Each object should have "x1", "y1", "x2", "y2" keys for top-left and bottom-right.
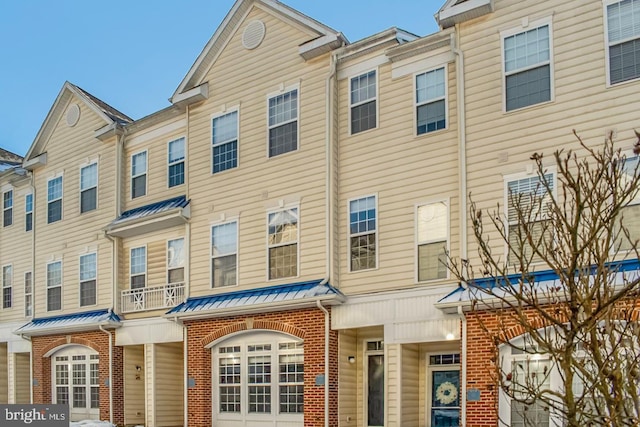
[{"x1": 184, "y1": 307, "x2": 338, "y2": 427}]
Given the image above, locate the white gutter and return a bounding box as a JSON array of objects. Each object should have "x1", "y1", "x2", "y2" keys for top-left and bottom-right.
[{"x1": 99, "y1": 323, "x2": 114, "y2": 425}]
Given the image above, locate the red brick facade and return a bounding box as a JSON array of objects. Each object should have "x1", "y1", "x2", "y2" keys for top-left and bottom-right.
[
  {"x1": 184, "y1": 307, "x2": 338, "y2": 427},
  {"x1": 31, "y1": 329, "x2": 124, "y2": 425}
]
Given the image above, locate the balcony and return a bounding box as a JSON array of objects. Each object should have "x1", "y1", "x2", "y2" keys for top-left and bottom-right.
[{"x1": 120, "y1": 282, "x2": 186, "y2": 314}]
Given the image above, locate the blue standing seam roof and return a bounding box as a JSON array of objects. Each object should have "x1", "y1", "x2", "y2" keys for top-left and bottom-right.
[
  {"x1": 167, "y1": 279, "x2": 343, "y2": 315},
  {"x1": 14, "y1": 309, "x2": 121, "y2": 333},
  {"x1": 111, "y1": 195, "x2": 189, "y2": 225}
]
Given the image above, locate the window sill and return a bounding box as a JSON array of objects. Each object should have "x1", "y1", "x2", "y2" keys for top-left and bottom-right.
[{"x1": 503, "y1": 98, "x2": 554, "y2": 115}]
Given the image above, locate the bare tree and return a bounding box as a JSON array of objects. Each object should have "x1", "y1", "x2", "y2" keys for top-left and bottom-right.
[{"x1": 449, "y1": 131, "x2": 640, "y2": 427}]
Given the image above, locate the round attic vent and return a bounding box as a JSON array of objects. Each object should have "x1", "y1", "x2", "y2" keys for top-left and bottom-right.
[
  {"x1": 242, "y1": 20, "x2": 266, "y2": 50},
  {"x1": 66, "y1": 103, "x2": 81, "y2": 127}
]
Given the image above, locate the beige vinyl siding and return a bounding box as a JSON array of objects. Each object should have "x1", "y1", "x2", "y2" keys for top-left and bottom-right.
[
  {"x1": 460, "y1": 0, "x2": 640, "y2": 268},
  {"x1": 154, "y1": 342, "x2": 184, "y2": 426},
  {"x1": 401, "y1": 344, "x2": 420, "y2": 427},
  {"x1": 337, "y1": 54, "x2": 460, "y2": 296},
  {"x1": 14, "y1": 352, "x2": 30, "y2": 403},
  {"x1": 124, "y1": 345, "x2": 145, "y2": 425},
  {"x1": 122, "y1": 117, "x2": 187, "y2": 210},
  {"x1": 0, "y1": 343, "x2": 7, "y2": 403},
  {"x1": 186, "y1": 6, "x2": 330, "y2": 296},
  {"x1": 32, "y1": 98, "x2": 116, "y2": 316},
  {"x1": 338, "y1": 329, "x2": 358, "y2": 427},
  {"x1": 387, "y1": 344, "x2": 399, "y2": 427}
]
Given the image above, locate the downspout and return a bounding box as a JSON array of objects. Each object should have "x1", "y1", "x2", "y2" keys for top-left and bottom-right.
[
  {"x1": 182, "y1": 103, "x2": 191, "y2": 427},
  {"x1": 99, "y1": 323, "x2": 114, "y2": 425},
  {"x1": 28, "y1": 170, "x2": 35, "y2": 404},
  {"x1": 452, "y1": 27, "x2": 468, "y2": 427}
]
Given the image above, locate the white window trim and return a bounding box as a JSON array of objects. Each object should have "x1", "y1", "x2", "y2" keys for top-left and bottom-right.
[
  {"x1": 79, "y1": 252, "x2": 97, "y2": 308},
  {"x1": 46, "y1": 260, "x2": 63, "y2": 312},
  {"x1": 426, "y1": 353, "x2": 461, "y2": 427},
  {"x1": 349, "y1": 68, "x2": 379, "y2": 136},
  {"x1": 210, "y1": 219, "x2": 239, "y2": 289},
  {"x1": 51, "y1": 345, "x2": 100, "y2": 418},
  {"x1": 362, "y1": 339, "x2": 386, "y2": 427},
  {"x1": 413, "y1": 64, "x2": 449, "y2": 137},
  {"x1": 79, "y1": 161, "x2": 99, "y2": 214},
  {"x1": 500, "y1": 16, "x2": 555, "y2": 113},
  {"x1": 603, "y1": 0, "x2": 640, "y2": 87},
  {"x1": 24, "y1": 271, "x2": 33, "y2": 318},
  {"x1": 167, "y1": 237, "x2": 186, "y2": 285},
  {"x1": 211, "y1": 107, "x2": 240, "y2": 175},
  {"x1": 415, "y1": 198, "x2": 451, "y2": 283},
  {"x1": 266, "y1": 84, "x2": 300, "y2": 158},
  {"x1": 47, "y1": 175, "x2": 64, "y2": 223},
  {"x1": 3, "y1": 189, "x2": 13, "y2": 228},
  {"x1": 503, "y1": 167, "x2": 557, "y2": 263},
  {"x1": 130, "y1": 150, "x2": 148, "y2": 200},
  {"x1": 167, "y1": 136, "x2": 186, "y2": 188},
  {"x1": 129, "y1": 245, "x2": 147, "y2": 289},
  {"x1": 347, "y1": 193, "x2": 379, "y2": 273},
  {"x1": 2, "y1": 264, "x2": 12, "y2": 309},
  {"x1": 25, "y1": 193, "x2": 33, "y2": 232},
  {"x1": 265, "y1": 204, "x2": 300, "y2": 281}
]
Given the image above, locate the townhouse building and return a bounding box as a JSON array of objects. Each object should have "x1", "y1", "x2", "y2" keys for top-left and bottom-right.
[{"x1": 1, "y1": 0, "x2": 639, "y2": 426}]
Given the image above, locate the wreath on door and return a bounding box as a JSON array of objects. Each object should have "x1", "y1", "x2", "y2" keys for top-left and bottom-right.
[{"x1": 435, "y1": 381, "x2": 458, "y2": 405}]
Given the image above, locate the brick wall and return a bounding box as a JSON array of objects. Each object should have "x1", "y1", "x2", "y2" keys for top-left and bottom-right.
[
  {"x1": 31, "y1": 330, "x2": 124, "y2": 425},
  {"x1": 184, "y1": 306, "x2": 338, "y2": 427}
]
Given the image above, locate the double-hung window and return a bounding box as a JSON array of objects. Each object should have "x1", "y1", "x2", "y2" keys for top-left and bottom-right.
[
  {"x1": 618, "y1": 155, "x2": 640, "y2": 250},
  {"x1": 506, "y1": 173, "x2": 555, "y2": 264},
  {"x1": 48, "y1": 176, "x2": 63, "y2": 223},
  {"x1": 350, "y1": 70, "x2": 377, "y2": 134},
  {"x1": 416, "y1": 67, "x2": 446, "y2": 134},
  {"x1": 267, "y1": 208, "x2": 298, "y2": 280},
  {"x1": 47, "y1": 261, "x2": 62, "y2": 311},
  {"x1": 606, "y1": 0, "x2": 640, "y2": 85},
  {"x1": 79, "y1": 253, "x2": 97, "y2": 307},
  {"x1": 268, "y1": 89, "x2": 298, "y2": 157},
  {"x1": 24, "y1": 272, "x2": 32, "y2": 317},
  {"x1": 80, "y1": 163, "x2": 98, "y2": 213},
  {"x1": 3, "y1": 190, "x2": 12, "y2": 227},
  {"x1": 167, "y1": 238, "x2": 185, "y2": 284},
  {"x1": 503, "y1": 21, "x2": 552, "y2": 111},
  {"x1": 417, "y1": 201, "x2": 448, "y2": 281},
  {"x1": 168, "y1": 138, "x2": 185, "y2": 187},
  {"x1": 25, "y1": 194, "x2": 33, "y2": 232},
  {"x1": 130, "y1": 247, "x2": 146, "y2": 289},
  {"x1": 349, "y1": 195, "x2": 377, "y2": 271},
  {"x1": 131, "y1": 152, "x2": 147, "y2": 199},
  {"x1": 211, "y1": 221, "x2": 237, "y2": 287},
  {"x1": 212, "y1": 111, "x2": 238, "y2": 173},
  {"x1": 2, "y1": 265, "x2": 12, "y2": 309}
]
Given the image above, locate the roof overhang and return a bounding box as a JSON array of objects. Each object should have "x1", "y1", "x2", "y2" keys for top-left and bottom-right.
[
  {"x1": 22, "y1": 153, "x2": 47, "y2": 171},
  {"x1": 436, "y1": 0, "x2": 493, "y2": 29},
  {"x1": 105, "y1": 204, "x2": 190, "y2": 238},
  {"x1": 171, "y1": 83, "x2": 209, "y2": 109},
  {"x1": 299, "y1": 33, "x2": 347, "y2": 61},
  {"x1": 95, "y1": 122, "x2": 124, "y2": 141},
  {"x1": 14, "y1": 309, "x2": 121, "y2": 338}
]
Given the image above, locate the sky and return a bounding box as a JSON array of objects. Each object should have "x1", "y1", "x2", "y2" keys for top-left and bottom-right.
[{"x1": 0, "y1": 0, "x2": 443, "y2": 157}]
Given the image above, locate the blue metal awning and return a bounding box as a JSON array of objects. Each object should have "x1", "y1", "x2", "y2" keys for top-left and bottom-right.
[
  {"x1": 436, "y1": 259, "x2": 640, "y2": 314},
  {"x1": 166, "y1": 279, "x2": 344, "y2": 320},
  {"x1": 14, "y1": 309, "x2": 121, "y2": 337},
  {"x1": 105, "y1": 195, "x2": 190, "y2": 238}
]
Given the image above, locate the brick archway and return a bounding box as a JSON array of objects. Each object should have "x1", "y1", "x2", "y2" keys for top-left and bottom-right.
[{"x1": 200, "y1": 319, "x2": 306, "y2": 347}]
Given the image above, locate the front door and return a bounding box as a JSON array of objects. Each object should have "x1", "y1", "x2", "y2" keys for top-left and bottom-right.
[
  {"x1": 366, "y1": 340, "x2": 384, "y2": 427},
  {"x1": 430, "y1": 369, "x2": 460, "y2": 427},
  {"x1": 52, "y1": 345, "x2": 100, "y2": 421}
]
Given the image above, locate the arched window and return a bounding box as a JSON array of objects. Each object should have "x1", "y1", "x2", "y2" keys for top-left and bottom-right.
[{"x1": 51, "y1": 345, "x2": 100, "y2": 421}]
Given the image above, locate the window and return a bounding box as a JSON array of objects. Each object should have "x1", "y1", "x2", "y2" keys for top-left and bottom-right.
[
  {"x1": 506, "y1": 173, "x2": 555, "y2": 264},
  {"x1": 80, "y1": 163, "x2": 98, "y2": 213},
  {"x1": 47, "y1": 261, "x2": 62, "y2": 311},
  {"x1": 350, "y1": 70, "x2": 377, "y2": 134},
  {"x1": 416, "y1": 67, "x2": 446, "y2": 134},
  {"x1": 267, "y1": 208, "x2": 298, "y2": 280},
  {"x1": 618, "y1": 155, "x2": 640, "y2": 250},
  {"x1": 211, "y1": 221, "x2": 237, "y2": 287},
  {"x1": 48, "y1": 176, "x2": 63, "y2": 223},
  {"x1": 130, "y1": 247, "x2": 146, "y2": 289},
  {"x1": 213, "y1": 332, "x2": 304, "y2": 423},
  {"x1": 24, "y1": 272, "x2": 32, "y2": 317},
  {"x1": 212, "y1": 111, "x2": 238, "y2": 173},
  {"x1": 606, "y1": 0, "x2": 640, "y2": 84},
  {"x1": 503, "y1": 22, "x2": 552, "y2": 111},
  {"x1": 79, "y1": 253, "x2": 97, "y2": 307},
  {"x1": 167, "y1": 238, "x2": 185, "y2": 284},
  {"x1": 131, "y1": 151, "x2": 147, "y2": 199},
  {"x1": 3, "y1": 190, "x2": 12, "y2": 227},
  {"x1": 2, "y1": 265, "x2": 12, "y2": 309},
  {"x1": 268, "y1": 89, "x2": 298, "y2": 157},
  {"x1": 349, "y1": 195, "x2": 377, "y2": 271},
  {"x1": 53, "y1": 347, "x2": 99, "y2": 420},
  {"x1": 417, "y1": 202, "x2": 448, "y2": 281},
  {"x1": 25, "y1": 193, "x2": 33, "y2": 232},
  {"x1": 168, "y1": 138, "x2": 185, "y2": 187}
]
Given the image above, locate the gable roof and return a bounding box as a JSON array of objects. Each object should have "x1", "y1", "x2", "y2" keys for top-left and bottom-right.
[
  {"x1": 171, "y1": 0, "x2": 346, "y2": 102},
  {"x1": 25, "y1": 81, "x2": 133, "y2": 162}
]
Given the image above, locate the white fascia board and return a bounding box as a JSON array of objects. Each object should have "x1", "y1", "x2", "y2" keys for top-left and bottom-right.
[
  {"x1": 105, "y1": 209, "x2": 189, "y2": 238},
  {"x1": 22, "y1": 153, "x2": 47, "y2": 170},
  {"x1": 299, "y1": 33, "x2": 344, "y2": 60},
  {"x1": 94, "y1": 122, "x2": 124, "y2": 141},
  {"x1": 171, "y1": 83, "x2": 209, "y2": 108},
  {"x1": 14, "y1": 321, "x2": 121, "y2": 338},
  {"x1": 438, "y1": 0, "x2": 493, "y2": 27}
]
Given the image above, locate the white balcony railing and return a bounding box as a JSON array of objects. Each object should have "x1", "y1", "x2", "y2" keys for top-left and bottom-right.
[{"x1": 120, "y1": 282, "x2": 186, "y2": 313}]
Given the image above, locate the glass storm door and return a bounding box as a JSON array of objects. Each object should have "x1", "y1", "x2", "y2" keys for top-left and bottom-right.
[
  {"x1": 367, "y1": 353, "x2": 384, "y2": 426},
  {"x1": 431, "y1": 370, "x2": 460, "y2": 427}
]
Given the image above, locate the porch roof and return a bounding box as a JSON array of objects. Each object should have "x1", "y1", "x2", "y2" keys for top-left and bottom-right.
[
  {"x1": 166, "y1": 279, "x2": 344, "y2": 320},
  {"x1": 105, "y1": 195, "x2": 190, "y2": 238},
  {"x1": 14, "y1": 309, "x2": 121, "y2": 337}
]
